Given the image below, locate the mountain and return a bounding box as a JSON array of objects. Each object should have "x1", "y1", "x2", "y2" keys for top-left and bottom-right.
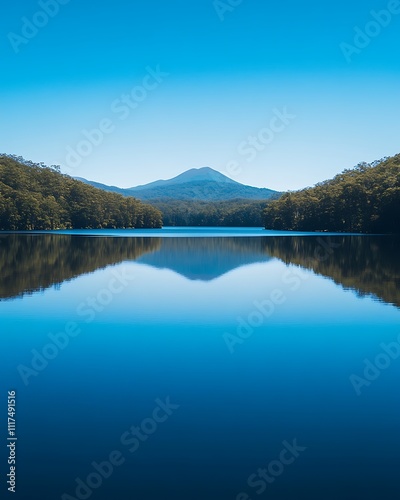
[
  {"x1": 3, "y1": 234, "x2": 399, "y2": 304},
  {"x1": 132, "y1": 167, "x2": 238, "y2": 190},
  {"x1": 0, "y1": 235, "x2": 271, "y2": 299},
  {"x1": 136, "y1": 237, "x2": 272, "y2": 281},
  {"x1": 75, "y1": 167, "x2": 280, "y2": 201}
]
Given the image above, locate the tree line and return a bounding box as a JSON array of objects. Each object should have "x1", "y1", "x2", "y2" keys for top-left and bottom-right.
[
  {"x1": 0, "y1": 155, "x2": 162, "y2": 230},
  {"x1": 264, "y1": 155, "x2": 400, "y2": 233},
  {"x1": 150, "y1": 199, "x2": 268, "y2": 227}
]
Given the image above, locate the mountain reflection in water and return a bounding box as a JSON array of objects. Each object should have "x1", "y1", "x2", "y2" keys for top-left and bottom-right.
[{"x1": 0, "y1": 233, "x2": 398, "y2": 308}]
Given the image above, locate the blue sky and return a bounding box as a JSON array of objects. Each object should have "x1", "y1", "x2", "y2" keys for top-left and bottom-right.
[{"x1": 1, "y1": 0, "x2": 399, "y2": 190}]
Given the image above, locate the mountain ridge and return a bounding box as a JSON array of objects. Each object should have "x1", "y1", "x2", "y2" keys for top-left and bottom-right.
[
  {"x1": 130, "y1": 166, "x2": 239, "y2": 190},
  {"x1": 75, "y1": 167, "x2": 280, "y2": 202}
]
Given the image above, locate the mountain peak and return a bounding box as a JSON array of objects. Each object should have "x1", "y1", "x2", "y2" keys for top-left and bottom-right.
[
  {"x1": 170, "y1": 167, "x2": 238, "y2": 184},
  {"x1": 75, "y1": 167, "x2": 279, "y2": 202},
  {"x1": 131, "y1": 167, "x2": 238, "y2": 191}
]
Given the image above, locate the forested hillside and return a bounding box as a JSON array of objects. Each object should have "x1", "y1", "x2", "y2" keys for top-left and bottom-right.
[
  {"x1": 150, "y1": 199, "x2": 268, "y2": 226},
  {"x1": 264, "y1": 155, "x2": 400, "y2": 233},
  {"x1": 0, "y1": 155, "x2": 162, "y2": 230}
]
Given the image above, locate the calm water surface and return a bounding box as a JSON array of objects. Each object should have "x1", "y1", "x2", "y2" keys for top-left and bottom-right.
[{"x1": 1, "y1": 229, "x2": 399, "y2": 500}]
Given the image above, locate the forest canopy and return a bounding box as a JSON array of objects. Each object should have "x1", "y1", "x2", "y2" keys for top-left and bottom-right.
[
  {"x1": 0, "y1": 155, "x2": 162, "y2": 230},
  {"x1": 149, "y1": 199, "x2": 269, "y2": 227},
  {"x1": 3, "y1": 153, "x2": 399, "y2": 232},
  {"x1": 264, "y1": 155, "x2": 400, "y2": 233}
]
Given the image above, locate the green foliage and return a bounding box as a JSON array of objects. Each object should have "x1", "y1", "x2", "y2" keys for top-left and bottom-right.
[
  {"x1": 264, "y1": 155, "x2": 400, "y2": 233},
  {"x1": 150, "y1": 199, "x2": 270, "y2": 227},
  {"x1": 0, "y1": 155, "x2": 162, "y2": 230}
]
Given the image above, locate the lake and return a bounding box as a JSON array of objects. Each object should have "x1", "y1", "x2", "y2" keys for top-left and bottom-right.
[{"x1": 1, "y1": 229, "x2": 399, "y2": 500}]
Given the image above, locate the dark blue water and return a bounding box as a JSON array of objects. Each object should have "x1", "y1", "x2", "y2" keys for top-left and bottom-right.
[{"x1": 1, "y1": 230, "x2": 399, "y2": 499}]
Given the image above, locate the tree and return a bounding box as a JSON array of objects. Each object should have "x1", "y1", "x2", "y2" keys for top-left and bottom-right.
[{"x1": 0, "y1": 154, "x2": 163, "y2": 230}]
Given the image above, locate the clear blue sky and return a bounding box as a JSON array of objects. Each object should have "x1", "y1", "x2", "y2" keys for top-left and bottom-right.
[{"x1": 1, "y1": 0, "x2": 399, "y2": 190}]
